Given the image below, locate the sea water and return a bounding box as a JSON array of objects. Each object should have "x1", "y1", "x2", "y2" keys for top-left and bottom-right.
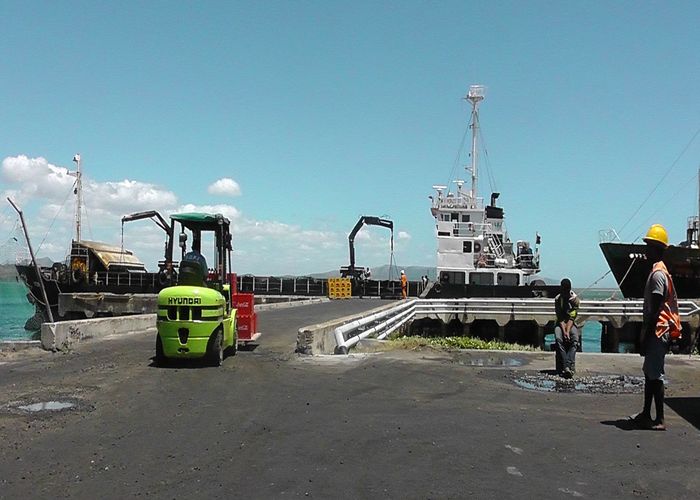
[{"x1": 0, "y1": 281, "x2": 36, "y2": 340}]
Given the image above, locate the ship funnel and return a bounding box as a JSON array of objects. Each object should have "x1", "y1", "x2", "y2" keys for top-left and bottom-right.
[{"x1": 490, "y1": 192, "x2": 500, "y2": 206}]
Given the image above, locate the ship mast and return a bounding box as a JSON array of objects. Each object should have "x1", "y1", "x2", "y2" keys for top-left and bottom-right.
[
  {"x1": 465, "y1": 85, "x2": 485, "y2": 199},
  {"x1": 72, "y1": 154, "x2": 82, "y2": 243}
]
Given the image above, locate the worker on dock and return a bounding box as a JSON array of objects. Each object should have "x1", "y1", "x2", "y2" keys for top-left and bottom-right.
[
  {"x1": 183, "y1": 235, "x2": 208, "y2": 280},
  {"x1": 401, "y1": 270, "x2": 408, "y2": 299},
  {"x1": 554, "y1": 278, "x2": 580, "y2": 379},
  {"x1": 630, "y1": 224, "x2": 681, "y2": 431}
]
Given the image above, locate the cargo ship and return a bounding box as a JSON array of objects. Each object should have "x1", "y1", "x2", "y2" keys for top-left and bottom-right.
[
  {"x1": 599, "y1": 214, "x2": 700, "y2": 298},
  {"x1": 14, "y1": 155, "x2": 176, "y2": 324},
  {"x1": 426, "y1": 85, "x2": 556, "y2": 298}
]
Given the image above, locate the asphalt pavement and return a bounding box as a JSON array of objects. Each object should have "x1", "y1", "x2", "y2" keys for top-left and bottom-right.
[{"x1": 1, "y1": 299, "x2": 700, "y2": 499}]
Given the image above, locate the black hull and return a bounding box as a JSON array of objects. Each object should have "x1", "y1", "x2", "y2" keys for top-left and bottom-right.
[
  {"x1": 599, "y1": 242, "x2": 700, "y2": 298},
  {"x1": 16, "y1": 264, "x2": 170, "y2": 322}
]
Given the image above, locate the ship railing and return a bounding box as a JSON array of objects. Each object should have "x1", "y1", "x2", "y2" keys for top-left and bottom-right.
[
  {"x1": 235, "y1": 275, "x2": 423, "y2": 298},
  {"x1": 91, "y1": 271, "x2": 160, "y2": 289},
  {"x1": 333, "y1": 298, "x2": 700, "y2": 354},
  {"x1": 236, "y1": 275, "x2": 329, "y2": 296},
  {"x1": 79, "y1": 273, "x2": 424, "y2": 298},
  {"x1": 434, "y1": 196, "x2": 484, "y2": 211},
  {"x1": 442, "y1": 221, "x2": 493, "y2": 237},
  {"x1": 598, "y1": 229, "x2": 621, "y2": 243}
]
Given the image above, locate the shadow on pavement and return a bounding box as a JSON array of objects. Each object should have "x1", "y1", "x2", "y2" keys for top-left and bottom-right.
[
  {"x1": 665, "y1": 397, "x2": 700, "y2": 430},
  {"x1": 600, "y1": 419, "x2": 644, "y2": 431}
]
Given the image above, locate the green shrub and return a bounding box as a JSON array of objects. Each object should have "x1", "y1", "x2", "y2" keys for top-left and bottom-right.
[{"x1": 389, "y1": 335, "x2": 535, "y2": 351}]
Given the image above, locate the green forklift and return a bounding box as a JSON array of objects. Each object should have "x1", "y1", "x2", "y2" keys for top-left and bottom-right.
[{"x1": 155, "y1": 213, "x2": 237, "y2": 366}]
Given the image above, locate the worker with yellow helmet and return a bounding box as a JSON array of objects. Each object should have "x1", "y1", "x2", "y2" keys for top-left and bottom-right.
[{"x1": 630, "y1": 224, "x2": 681, "y2": 431}]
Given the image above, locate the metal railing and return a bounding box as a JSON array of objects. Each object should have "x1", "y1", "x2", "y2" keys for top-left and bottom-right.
[
  {"x1": 236, "y1": 275, "x2": 424, "y2": 298},
  {"x1": 332, "y1": 298, "x2": 700, "y2": 354},
  {"x1": 236, "y1": 275, "x2": 329, "y2": 296}
]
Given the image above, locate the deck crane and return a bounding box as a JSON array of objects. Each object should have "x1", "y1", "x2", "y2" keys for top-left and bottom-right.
[
  {"x1": 339, "y1": 216, "x2": 394, "y2": 280},
  {"x1": 120, "y1": 210, "x2": 176, "y2": 284}
]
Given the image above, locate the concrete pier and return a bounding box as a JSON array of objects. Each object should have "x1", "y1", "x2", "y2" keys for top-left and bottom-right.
[
  {"x1": 3, "y1": 299, "x2": 700, "y2": 498},
  {"x1": 406, "y1": 298, "x2": 700, "y2": 353}
]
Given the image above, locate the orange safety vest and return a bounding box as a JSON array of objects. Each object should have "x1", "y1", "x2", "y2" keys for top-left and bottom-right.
[{"x1": 651, "y1": 261, "x2": 682, "y2": 339}]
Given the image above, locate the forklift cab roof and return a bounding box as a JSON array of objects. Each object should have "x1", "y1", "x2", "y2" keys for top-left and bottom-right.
[{"x1": 170, "y1": 213, "x2": 230, "y2": 232}]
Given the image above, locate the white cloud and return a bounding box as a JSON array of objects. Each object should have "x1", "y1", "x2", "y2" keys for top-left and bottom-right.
[
  {"x1": 2, "y1": 155, "x2": 75, "y2": 201},
  {"x1": 0, "y1": 155, "x2": 402, "y2": 275},
  {"x1": 208, "y1": 178, "x2": 241, "y2": 197},
  {"x1": 398, "y1": 231, "x2": 411, "y2": 240},
  {"x1": 86, "y1": 179, "x2": 177, "y2": 215},
  {"x1": 177, "y1": 203, "x2": 241, "y2": 221}
]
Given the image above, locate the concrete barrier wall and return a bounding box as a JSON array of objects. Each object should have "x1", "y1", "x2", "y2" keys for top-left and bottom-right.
[
  {"x1": 256, "y1": 297, "x2": 328, "y2": 312},
  {"x1": 41, "y1": 314, "x2": 156, "y2": 351},
  {"x1": 296, "y1": 301, "x2": 398, "y2": 355}
]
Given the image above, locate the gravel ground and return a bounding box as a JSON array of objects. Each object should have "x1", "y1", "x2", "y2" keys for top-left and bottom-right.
[{"x1": 1, "y1": 299, "x2": 700, "y2": 499}]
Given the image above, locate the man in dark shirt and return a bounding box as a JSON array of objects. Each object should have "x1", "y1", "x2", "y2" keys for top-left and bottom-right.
[
  {"x1": 183, "y1": 236, "x2": 208, "y2": 280},
  {"x1": 554, "y1": 278, "x2": 580, "y2": 379}
]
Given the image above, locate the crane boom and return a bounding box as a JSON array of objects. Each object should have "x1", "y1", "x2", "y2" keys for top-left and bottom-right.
[
  {"x1": 121, "y1": 210, "x2": 175, "y2": 266},
  {"x1": 340, "y1": 216, "x2": 394, "y2": 279}
]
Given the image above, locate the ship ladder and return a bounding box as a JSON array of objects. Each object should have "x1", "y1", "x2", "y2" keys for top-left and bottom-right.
[{"x1": 487, "y1": 235, "x2": 505, "y2": 258}]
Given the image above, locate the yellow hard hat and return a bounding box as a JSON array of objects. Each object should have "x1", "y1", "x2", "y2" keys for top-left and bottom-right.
[{"x1": 643, "y1": 224, "x2": 669, "y2": 248}]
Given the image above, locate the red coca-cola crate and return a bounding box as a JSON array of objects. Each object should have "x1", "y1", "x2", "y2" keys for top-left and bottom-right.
[
  {"x1": 231, "y1": 293, "x2": 254, "y2": 316},
  {"x1": 236, "y1": 312, "x2": 258, "y2": 342}
]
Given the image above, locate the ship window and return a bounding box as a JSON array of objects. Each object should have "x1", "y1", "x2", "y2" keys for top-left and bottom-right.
[
  {"x1": 451, "y1": 213, "x2": 459, "y2": 221},
  {"x1": 463, "y1": 241, "x2": 472, "y2": 253},
  {"x1": 469, "y1": 272, "x2": 494, "y2": 285},
  {"x1": 497, "y1": 273, "x2": 519, "y2": 286},
  {"x1": 438, "y1": 231, "x2": 450, "y2": 236},
  {"x1": 461, "y1": 214, "x2": 470, "y2": 222},
  {"x1": 440, "y1": 271, "x2": 465, "y2": 285},
  {"x1": 474, "y1": 242, "x2": 482, "y2": 253},
  {"x1": 441, "y1": 214, "x2": 450, "y2": 221}
]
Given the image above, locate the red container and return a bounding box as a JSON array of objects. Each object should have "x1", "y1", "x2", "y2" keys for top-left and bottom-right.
[
  {"x1": 231, "y1": 293, "x2": 254, "y2": 316},
  {"x1": 237, "y1": 312, "x2": 257, "y2": 341},
  {"x1": 228, "y1": 273, "x2": 238, "y2": 292}
]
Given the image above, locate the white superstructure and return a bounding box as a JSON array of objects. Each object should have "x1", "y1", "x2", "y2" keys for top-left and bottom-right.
[{"x1": 431, "y1": 86, "x2": 541, "y2": 288}]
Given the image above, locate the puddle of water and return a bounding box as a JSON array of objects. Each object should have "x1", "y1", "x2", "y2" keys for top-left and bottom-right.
[
  {"x1": 17, "y1": 401, "x2": 75, "y2": 412},
  {"x1": 514, "y1": 379, "x2": 558, "y2": 392},
  {"x1": 465, "y1": 357, "x2": 523, "y2": 367},
  {"x1": 514, "y1": 374, "x2": 644, "y2": 394}
]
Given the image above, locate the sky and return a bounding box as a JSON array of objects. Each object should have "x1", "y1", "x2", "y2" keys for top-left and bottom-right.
[{"x1": 1, "y1": 1, "x2": 699, "y2": 286}]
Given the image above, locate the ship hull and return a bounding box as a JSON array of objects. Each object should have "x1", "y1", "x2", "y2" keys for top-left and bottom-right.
[
  {"x1": 425, "y1": 283, "x2": 559, "y2": 299},
  {"x1": 599, "y1": 242, "x2": 700, "y2": 298},
  {"x1": 16, "y1": 264, "x2": 169, "y2": 324}
]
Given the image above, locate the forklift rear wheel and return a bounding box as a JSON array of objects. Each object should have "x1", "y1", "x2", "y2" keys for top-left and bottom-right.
[
  {"x1": 207, "y1": 331, "x2": 224, "y2": 367},
  {"x1": 155, "y1": 334, "x2": 167, "y2": 366}
]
